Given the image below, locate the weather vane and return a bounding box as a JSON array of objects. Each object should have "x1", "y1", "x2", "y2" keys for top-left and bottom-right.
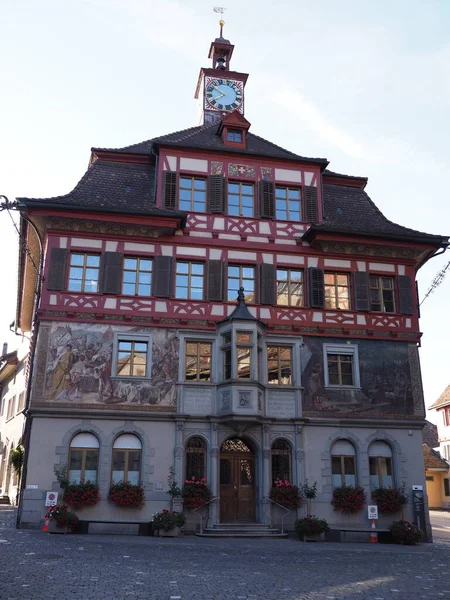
[{"x1": 213, "y1": 6, "x2": 226, "y2": 36}]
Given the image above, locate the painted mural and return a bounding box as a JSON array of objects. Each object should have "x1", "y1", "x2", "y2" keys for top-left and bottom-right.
[
  {"x1": 44, "y1": 323, "x2": 178, "y2": 406},
  {"x1": 301, "y1": 338, "x2": 417, "y2": 417}
]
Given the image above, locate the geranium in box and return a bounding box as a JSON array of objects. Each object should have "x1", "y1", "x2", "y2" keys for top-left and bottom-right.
[
  {"x1": 108, "y1": 481, "x2": 145, "y2": 508},
  {"x1": 269, "y1": 479, "x2": 303, "y2": 509},
  {"x1": 181, "y1": 477, "x2": 212, "y2": 509}
]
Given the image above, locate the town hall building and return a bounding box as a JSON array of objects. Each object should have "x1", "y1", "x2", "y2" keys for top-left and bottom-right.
[{"x1": 15, "y1": 25, "x2": 448, "y2": 536}]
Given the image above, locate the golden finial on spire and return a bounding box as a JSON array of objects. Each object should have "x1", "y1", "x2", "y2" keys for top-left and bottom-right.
[{"x1": 213, "y1": 7, "x2": 226, "y2": 36}]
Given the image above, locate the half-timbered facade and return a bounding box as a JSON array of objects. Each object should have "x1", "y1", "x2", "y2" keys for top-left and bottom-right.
[{"x1": 16, "y1": 28, "x2": 448, "y2": 535}]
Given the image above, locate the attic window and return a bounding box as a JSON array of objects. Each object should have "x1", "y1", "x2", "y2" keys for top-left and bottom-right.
[{"x1": 227, "y1": 129, "x2": 242, "y2": 143}]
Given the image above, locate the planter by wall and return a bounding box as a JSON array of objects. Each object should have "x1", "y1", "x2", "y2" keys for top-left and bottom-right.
[
  {"x1": 48, "y1": 519, "x2": 70, "y2": 534},
  {"x1": 158, "y1": 526, "x2": 181, "y2": 538}
]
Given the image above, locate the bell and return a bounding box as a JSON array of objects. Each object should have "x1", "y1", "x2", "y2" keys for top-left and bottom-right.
[{"x1": 216, "y1": 56, "x2": 226, "y2": 70}]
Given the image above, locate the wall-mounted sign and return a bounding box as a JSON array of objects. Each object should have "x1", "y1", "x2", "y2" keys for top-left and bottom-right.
[
  {"x1": 45, "y1": 491, "x2": 58, "y2": 507},
  {"x1": 368, "y1": 505, "x2": 378, "y2": 520},
  {"x1": 26, "y1": 484, "x2": 38, "y2": 489}
]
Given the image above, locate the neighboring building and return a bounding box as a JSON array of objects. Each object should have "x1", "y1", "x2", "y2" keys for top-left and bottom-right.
[
  {"x1": 426, "y1": 385, "x2": 450, "y2": 508},
  {"x1": 14, "y1": 26, "x2": 448, "y2": 535},
  {"x1": 0, "y1": 340, "x2": 29, "y2": 505}
]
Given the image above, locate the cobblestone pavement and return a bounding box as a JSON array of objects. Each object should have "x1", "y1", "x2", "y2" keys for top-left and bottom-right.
[{"x1": 1, "y1": 507, "x2": 450, "y2": 600}]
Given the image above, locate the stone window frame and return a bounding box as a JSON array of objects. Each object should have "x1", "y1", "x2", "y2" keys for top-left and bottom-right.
[
  {"x1": 185, "y1": 435, "x2": 208, "y2": 481},
  {"x1": 178, "y1": 331, "x2": 217, "y2": 384},
  {"x1": 68, "y1": 432, "x2": 100, "y2": 485},
  {"x1": 263, "y1": 335, "x2": 302, "y2": 388},
  {"x1": 330, "y1": 439, "x2": 358, "y2": 488},
  {"x1": 271, "y1": 438, "x2": 292, "y2": 484},
  {"x1": 111, "y1": 332, "x2": 153, "y2": 380},
  {"x1": 322, "y1": 343, "x2": 361, "y2": 389},
  {"x1": 111, "y1": 433, "x2": 143, "y2": 485}
]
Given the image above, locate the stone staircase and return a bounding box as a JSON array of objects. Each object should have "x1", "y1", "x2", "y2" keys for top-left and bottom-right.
[
  {"x1": 196, "y1": 523, "x2": 287, "y2": 538},
  {"x1": 0, "y1": 496, "x2": 11, "y2": 505}
]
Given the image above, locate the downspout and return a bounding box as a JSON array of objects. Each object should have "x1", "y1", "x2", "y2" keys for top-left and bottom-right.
[
  {"x1": 14, "y1": 211, "x2": 44, "y2": 528},
  {"x1": 151, "y1": 144, "x2": 159, "y2": 206}
]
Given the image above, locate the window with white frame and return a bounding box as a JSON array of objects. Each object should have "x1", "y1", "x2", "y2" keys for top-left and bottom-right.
[
  {"x1": 111, "y1": 434, "x2": 142, "y2": 485},
  {"x1": 331, "y1": 439, "x2": 357, "y2": 487},
  {"x1": 323, "y1": 343, "x2": 360, "y2": 388},
  {"x1": 112, "y1": 334, "x2": 152, "y2": 379},
  {"x1": 68, "y1": 432, "x2": 99, "y2": 484},
  {"x1": 369, "y1": 441, "x2": 393, "y2": 488}
]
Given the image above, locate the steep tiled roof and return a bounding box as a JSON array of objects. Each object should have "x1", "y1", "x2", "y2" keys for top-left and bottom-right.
[
  {"x1": 423, "y1": 444, "x2": 449, "y2": 470},
  {"x1": 422, "y1": 420, "x2": 439, "y2": 448},
  {"x1": 307, "y1": 184, "x2": 448, "y2": 245},
  {"x1": 429, "y1": 384, "x2": 450, "y2": 410},
  {"x1": 93, "y1": 123, "x2": 329, "y2": 166},
  {"x1": 19, "y1": 160, "x2": 184, "y2": 219}
]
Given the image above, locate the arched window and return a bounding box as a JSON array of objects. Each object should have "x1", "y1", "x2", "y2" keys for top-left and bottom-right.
[
  {"x1": 271, "y1": 439, "x2": 292, "y2": 484},
  {"x1": 69, "y1": 433, "x2": 99, "y2": 484},
  {"x1": 369, "y1": 441, "x2": 393, "y2": 488},
  {"x1": 112, "y1": 434, "x2": 142, "y2": 485},
  {"x1": 331, "y1": 439, "x2": 356, "y2": 487},
  {"x1": 185, "y1": 437, "x2": 206, "y2": 481}
]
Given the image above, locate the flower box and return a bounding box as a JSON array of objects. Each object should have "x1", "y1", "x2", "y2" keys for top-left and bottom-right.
[{"x1": 158, "y1": 526, "x2": 182, "y2": 538}]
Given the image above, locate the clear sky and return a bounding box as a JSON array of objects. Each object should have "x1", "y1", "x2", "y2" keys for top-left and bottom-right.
[{"x1": 1, "y1": 0, "x2": 449, "y2": 419}]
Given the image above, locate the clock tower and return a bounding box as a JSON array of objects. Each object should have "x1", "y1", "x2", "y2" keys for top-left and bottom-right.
[{"x1": 194, "y1": 21, "x2": 249, "y2": 125}]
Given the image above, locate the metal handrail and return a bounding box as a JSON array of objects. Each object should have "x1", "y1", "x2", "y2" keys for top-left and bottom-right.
[
  {"x1": 192, "y1": 496, "x2": 218, "y2": 534},
  {"x1": 264, "y1": 496, "x2": 291, "y2": 534}
]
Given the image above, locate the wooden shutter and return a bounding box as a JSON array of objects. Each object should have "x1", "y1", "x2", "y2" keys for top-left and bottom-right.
[
  {"x1": 415, "y1": 280, "x2": 421, "y2": 319},
  {"x1": 308, "y1": 267, "x2": 324, "y2": 308},
  {"x1": 163, "y1": 171, "x2": 177, "y2": 209},
  {"x1": 258, "y1": 180, "x2": 275, "y2": 218},
  {"x1": 208, "y1": 175, "x2": 226, "y2": 213},
  {"x1": 206, "y1": 260, "x2": 224, "y2": 301},
  {"x1": 47, "y1": 248, "x2": 68, "y2": 291},
  {"x1": 153, "y1": 256, "x2": 173, "y2": 298},
  {"x1": 353, "y1": 272, "x2": 370, "y2": 311},
  {"x1": 304, "y1": 186, "x2": 318, "y2": 223},
  {"x1": 397, "y1": 275, "x2": 414, "y2": 315},
  {"x1": 259, "y1": 263, "x2": 275, "y2": 305},
  {"x1": 101, "y1": 252, "x2": 123, "y2": 295}
]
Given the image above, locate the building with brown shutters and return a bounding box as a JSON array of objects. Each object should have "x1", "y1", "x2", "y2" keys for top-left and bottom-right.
[{"x1": 14, "y1": 26, "x2": 448, "y2": 536}]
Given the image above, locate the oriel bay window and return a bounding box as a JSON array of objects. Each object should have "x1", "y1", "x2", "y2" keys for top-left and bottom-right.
[
  {"x1": 185, "y1": 342, "x2": 212, "y2": 381},
  {"x1": 236, "y1": 331, "x2": 252, "y2": 379},
  {"x1": 276, "y1": 269, "x2": 303, "y2": 306},
  {"x1": 68, "y1": 433, "x2": 99, "y2": 484},
  {"x1": 185, "y1": 437, "x2": 206, "y2": 480},
  {"x1": 227, "y1": 265, "x2": 255, "y2": 303},
  {"x1": 122, "y1": 257, "x2": 152, "y2": 296},
  {"x1": 370, "y1": 276, "x2": 395, "y2": 313},
  {"x1": 175, "y1": 262, "x2": 204, "y2": 299},
  {"x1": 221, "y1": 330, "x2": 255, "y2": 380},
  {"x1": 228, "y1": 182, "x2": 254, "y2": 217},
  {"x1": 267, "y1": 346, "x2": 292, "y2": 385},
  {"x1": 179, "y1": 176, "x2": 207, "y2": 212},
  {"x1": 271, "y1": 439, "x2": 292, "y2": 484},
  {"x1": 275, "y1": 186, "x2": 301, "y2": 221},
  {"x1": 324, "y1": 273, "x2": 350, "y2": 310},
  {"x1": 112, "y1": 434, "x2": 142, "y2": 485},
  {"x1": 331, "y1": 440, "x2": 356, "y2": 487},
  {"x1": 68, "y1": 253, "x2": 100, "y2": 293},
  {"x1": 369, "y1": 441, "x2": 393, "y2": 488}
]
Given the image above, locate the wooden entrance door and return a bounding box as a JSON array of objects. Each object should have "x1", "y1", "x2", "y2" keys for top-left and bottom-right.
[{"x1": 220, "y1": 438, "x2": 255, "y2": 523}]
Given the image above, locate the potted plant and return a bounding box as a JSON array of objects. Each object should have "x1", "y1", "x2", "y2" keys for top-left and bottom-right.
[
  {"x1": 331, "y1": 485, "x2": 366, "y2": 514},
  {"x1": 181, "y1": 477, "x2": 212, "y2": 509},
  {"x1": 63, "y1": 481, "x2": 100, "y2": 509},
  {"x1": 371, "y1": 486, "x2": 408, "y2": 515},
  {"x1": 301, "y1": 480, "x2": 318, "y2": 514},
  {"x1": 269, "y1": 479, "x2": 303, "y2": 509},
  {"x1": 295, "y1": 515, "x2": 329, "y2": 541},
  {"x1": 108, "y1": 481, "x2": 145, "y2": 508},
  {"x1": 390, "y1": 520, "x2": 423, "y2": 545},
  {"x1": 46, "y1": 504, "x2": 79, "y2": 534},
  {"x1": 152, "y1": 509, "x2": 186, "y2": 537}
]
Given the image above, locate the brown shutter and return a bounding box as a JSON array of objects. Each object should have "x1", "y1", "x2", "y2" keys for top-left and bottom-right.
[
  {"x1": 308, "y1": 267, "x2": 324, "y2": 308},
  {"x1": 304, "y1": 186, "x2": 318, "y2": 223},
  {"x1": 47, "y1": 248, "x2": 68, "y2": 291},
  {"x1": 258, "y1": 180, "x2": 275, "y2": 218},
  {"x1": 353, "y1": 272, "x2": 370, "y2": 311},
  {"x1": 397, "y1": 275, "x2": 414, "y2": 315},
  {"x1": 415, "y1": 280, "x2": 421, "y2": 319},
  {"x1": 163, "y1": 171, "x2": 177, "y2": 209},
  {"x1": 153, "y1": 256, "x2": 174, "y2": 298},
  {"x1": 101, "y1": 252, "x2": 123, "y2": 295},
  {"x1": 259, "y1": 263, "x2": 275, "y2": 305},
  {"x1": 208, "y1": 175, "x2": 226, "y2": 213},
  {"x1": 206, "y1": 260, "x2": 224, "y2": 301}
]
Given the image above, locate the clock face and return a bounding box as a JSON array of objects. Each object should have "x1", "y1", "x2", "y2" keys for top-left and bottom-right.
[{"x1": 205, "y1": 79, "x2": 243, "y2": 111}]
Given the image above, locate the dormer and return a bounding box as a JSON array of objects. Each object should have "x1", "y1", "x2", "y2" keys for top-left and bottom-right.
[{"x1": 218, "y1": 111, "x2": 251, "y2": 149}]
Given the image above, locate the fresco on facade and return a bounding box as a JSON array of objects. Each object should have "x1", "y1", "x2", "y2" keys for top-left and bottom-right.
[
  {"x1": 301, "y1": 338, "x2": 415, "y2": 417},
  {"x1": 44, "y1": 323, "x2": 178, "y2": 406}
]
